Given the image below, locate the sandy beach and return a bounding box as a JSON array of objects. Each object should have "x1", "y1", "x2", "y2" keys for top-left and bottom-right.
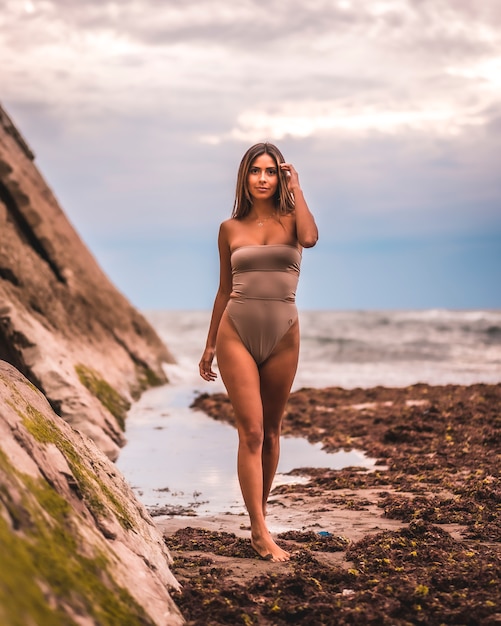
[
  {"x1": 157, "y1": 383, "x2": 501, "y2": 625},
  {"x1": 159, "y1": 487, "x2": 430, "y2": 583}
]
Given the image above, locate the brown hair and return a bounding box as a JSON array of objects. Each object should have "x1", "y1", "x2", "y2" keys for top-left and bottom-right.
[{"x1": 231, "y1": 142, "x2": 295, "y2": 219}]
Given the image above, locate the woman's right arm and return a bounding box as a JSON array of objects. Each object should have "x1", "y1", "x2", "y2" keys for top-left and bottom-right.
[{"x1": 199, "y1": 223, "x2": 233, "y2": 381}]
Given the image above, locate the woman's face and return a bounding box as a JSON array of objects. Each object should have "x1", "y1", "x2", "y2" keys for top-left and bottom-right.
[{"x1": 247, "y1": 153, "x2": 279, "y2": 201}]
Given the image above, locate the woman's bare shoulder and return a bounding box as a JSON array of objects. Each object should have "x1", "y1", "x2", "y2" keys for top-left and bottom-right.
[
  {"x1": 219, "y1": 217, "x2": 234, "y2": 230},
  {"x1": 218, "y1": 218, "x2": 238, "y2": 248},
  {"x1": 219, "y1": 217, "x2": 241, "y2": 237}
]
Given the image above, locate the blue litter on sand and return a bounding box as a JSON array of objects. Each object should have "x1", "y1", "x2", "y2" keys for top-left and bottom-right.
[{"x1": 317, "y1": 531, "x2": 332, "y2": 537}]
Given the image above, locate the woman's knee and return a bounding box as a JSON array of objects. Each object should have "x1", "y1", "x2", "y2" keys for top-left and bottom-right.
[
  {"x1": 238, "y1": 427, "x2": 264, "y2": 453},
  {"x1": 263, "y1": 430, "x2": 280, "y2": 452}
]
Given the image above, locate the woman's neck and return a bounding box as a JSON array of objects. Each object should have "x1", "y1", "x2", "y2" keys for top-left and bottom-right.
[{"x1": 250, "y1": 199, "x2": 276, "y2": 218}]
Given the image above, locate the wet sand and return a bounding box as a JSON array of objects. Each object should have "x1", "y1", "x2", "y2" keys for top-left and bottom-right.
[{"x1": 157, "y1": 383, "x2": 501, "y2": 625}]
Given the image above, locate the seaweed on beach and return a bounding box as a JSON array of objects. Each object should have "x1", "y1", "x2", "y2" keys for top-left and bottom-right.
[
  {"x1": 192, "y1": 385, "x2": 501, "y2": 484},
  {"x1": 379, "y1": 486, "x2": 501, "y2": 542},
  {"x1": 168, "y1": 521, "x2": 501, "y2": 625},
  {"x1": 344, "y1": 520, "x2": 501, "y2": 625},
  {"x1": 277, "y1": 530, "x2": 349, "y2": 552},
  {"x1": 183, "y1": 384, "x2": 501, "y2": 623},
  {"x1": 273, "y1": 384, "x2": 501, "y2": 542},
  {"x1": 164, "y1": 526, "x2": 278, "y2": 559},
  {"x1": 192, "y1": 384, "x2": 501, "y2": 543}
]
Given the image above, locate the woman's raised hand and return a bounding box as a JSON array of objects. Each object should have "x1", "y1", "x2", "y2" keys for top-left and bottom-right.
[{"x1": 280, "y1": 162, "x2": 300, "y2": 192}]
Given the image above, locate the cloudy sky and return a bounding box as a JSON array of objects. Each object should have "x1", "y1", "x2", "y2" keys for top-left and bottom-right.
[{"x1": 2, "y1": 0, "x2": 500, "y2": 310}]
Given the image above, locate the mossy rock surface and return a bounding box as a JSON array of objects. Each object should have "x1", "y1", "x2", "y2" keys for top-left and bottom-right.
[
  {"x1": 75, "y1": 363, "x2": 131, "y2": 430},
  {"x1": 0, "y1": 453, "x2": 151, "y2": 626},
  {"x1": 0, "y1": 361, "x2": 183, "y2": 626},
  {"x1": 20, "y1": 401, "x2": 134, "y2": 531}
]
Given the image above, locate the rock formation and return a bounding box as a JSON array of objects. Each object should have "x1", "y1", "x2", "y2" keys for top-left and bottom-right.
[
  {"x1": 0, "y1": 104, "x2": 175, "y2": 459},
  {"x1": 0, "y1": 360, "x2": 184, "y2": 625}
]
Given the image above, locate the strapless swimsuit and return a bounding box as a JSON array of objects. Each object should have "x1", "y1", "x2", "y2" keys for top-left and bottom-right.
[{"x1": 226, "y1": 244, "x2": 302, "y2": 365}]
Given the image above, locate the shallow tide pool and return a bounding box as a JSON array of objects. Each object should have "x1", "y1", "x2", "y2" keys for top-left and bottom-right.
[{"x1": 116, "y1": 383, "x2": 374, "y2": 517}]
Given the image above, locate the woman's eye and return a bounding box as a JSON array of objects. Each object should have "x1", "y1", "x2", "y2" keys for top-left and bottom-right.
[
  {"x1": 249, "y1": 167, "x2": 259, "y2": 174},
  {"x1": 267, "y1": 169, "x2": 277, "y2": 175}
]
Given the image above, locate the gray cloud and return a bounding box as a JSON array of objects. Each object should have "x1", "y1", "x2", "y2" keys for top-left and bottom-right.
[{"x1": 7, "y1": 1, "x2": 501, "y2": 55}]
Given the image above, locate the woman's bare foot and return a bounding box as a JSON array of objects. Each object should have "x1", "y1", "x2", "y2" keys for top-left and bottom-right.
[{"x1": 251, "y1": 532, "x2": 290, "y2": 562}]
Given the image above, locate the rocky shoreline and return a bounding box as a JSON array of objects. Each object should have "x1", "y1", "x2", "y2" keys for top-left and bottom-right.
[
  {"x1": 0, "y1": 104, "x2": 174, "y2": 460},
  {"x1": 160, "y1": 382, "x2": 501, "y2": 625},
  {"x1": 0, "y1": 361, "x2": 184, "y2": 625},
  {"x1": 1, "y1": 104, "x2": 183, "y2": 624}
]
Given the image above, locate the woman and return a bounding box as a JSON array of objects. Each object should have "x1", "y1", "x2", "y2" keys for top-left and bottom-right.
[{"x1": 199, "y1": 142, "x2": 318, "y2": 562}]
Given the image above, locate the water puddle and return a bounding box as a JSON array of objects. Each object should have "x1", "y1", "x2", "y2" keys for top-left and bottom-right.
[{"x1": 116, "y1": 383, "x2": 374, "y2": 517}]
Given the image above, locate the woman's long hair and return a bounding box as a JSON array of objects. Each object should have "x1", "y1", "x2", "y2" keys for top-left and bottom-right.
[{"x1": 231, "y1": 143, "x2": 295, "y2": 219}]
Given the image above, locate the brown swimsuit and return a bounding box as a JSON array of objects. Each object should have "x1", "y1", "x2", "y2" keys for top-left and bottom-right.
[{"x1": 226, "y1": 244, "x2": 301, "y2": 364}]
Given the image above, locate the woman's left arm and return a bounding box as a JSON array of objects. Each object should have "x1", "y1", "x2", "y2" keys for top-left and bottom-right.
[{"x1": 281, "y1": 163, "x2": 318, "y2": 248}]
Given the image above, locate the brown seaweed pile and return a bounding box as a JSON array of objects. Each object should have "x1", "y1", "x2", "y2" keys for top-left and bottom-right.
[
  {"x1": 166, "y1": 522, "x2": 501, "y2": 625},
  {"x1": 193, "y1": 383, "x2": 501, "y2": 542},
  {"x1": 170, "y1": 383, "x2": 501, "y2": 624}
]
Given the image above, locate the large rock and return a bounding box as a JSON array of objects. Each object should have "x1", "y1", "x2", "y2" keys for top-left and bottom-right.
[
  {"x1": 0, "y1": 360, "x2": 184, "y2": 625},
  {"x1": 0, "y1": 104, "x2": 174, "y2": 459}
]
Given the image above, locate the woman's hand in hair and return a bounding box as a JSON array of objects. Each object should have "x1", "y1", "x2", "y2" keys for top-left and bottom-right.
[{"x1": 280, "y1": 162, "x2": 300, "y2": 193}]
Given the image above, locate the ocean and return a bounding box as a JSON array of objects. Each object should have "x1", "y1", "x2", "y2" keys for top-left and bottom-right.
[{"x1": 116, "y1": 309, "x2": 501, "y2": 516}]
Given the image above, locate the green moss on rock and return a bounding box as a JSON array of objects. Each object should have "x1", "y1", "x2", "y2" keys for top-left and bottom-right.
[
  {"x1": 18, "y1": 402, "x2": 134, "y2": 531},
  {"x1": 75, "y1": 364, "x2": 130, "y2": 430},
  {"x1": 0, "y1": 513, "x2": 71, "y2": 626},
  {"x1": 0, "y1": 450, "x2": 153, "y2": 626},
  {"x1": 131, "y1": 363, "x2": 165, "y2": 400},
  {"x1": 138, "y1": 365, "x2": 164, "y2": 389}
]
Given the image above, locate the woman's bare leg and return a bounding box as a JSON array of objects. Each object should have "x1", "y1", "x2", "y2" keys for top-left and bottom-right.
[
  {"x1": 216, "y1": 313, "x2": 293, "y2": 562},
  {"x1": 259, "y1": 322, "x2": 299, "y2": 516},
  {"x1": 216, "y1": 314, "x2": 299, "y2": 561}
]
